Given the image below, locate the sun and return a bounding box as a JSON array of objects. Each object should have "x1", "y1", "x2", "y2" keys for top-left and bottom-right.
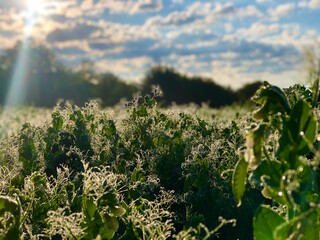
[
  {"x1": 26, "y1": 0, "x2": 46, "y2": 14},
  {"x1": 23, "y1": 0, "x2": 48, "y2": 35}
]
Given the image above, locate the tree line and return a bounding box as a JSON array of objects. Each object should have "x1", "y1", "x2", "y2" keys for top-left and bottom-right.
[{"x1": 0, "y1": 42, "x2": 262, "y2": 108}]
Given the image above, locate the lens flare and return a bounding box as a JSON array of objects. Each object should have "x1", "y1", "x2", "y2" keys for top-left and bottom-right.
[
  {"x1": 0, "y1": 0, "x2": 53, "y2": 137},
  {"x1": 4, "y1": 0, "x2": 46, "y2": 108},
  {"x1": 27, "y1": 0, "x2": 42, "y2": 10}
]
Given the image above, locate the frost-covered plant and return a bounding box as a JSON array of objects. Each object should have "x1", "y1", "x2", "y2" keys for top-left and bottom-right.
[
  {"x1": 121, "y1": 190, "x2": 175, "y2": 240},
  {"x1": 45, "y1": 207, "x2": 84, "y2": 239},
  {"x1": 81, "y1": 162, "x2": 126, "y2": 239},
  {"x1": 174, "y1": 219, "x2": 236, "y2": 240}
]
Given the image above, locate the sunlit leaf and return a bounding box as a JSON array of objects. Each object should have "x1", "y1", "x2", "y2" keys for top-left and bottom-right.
[
  {"x1": 110, "y1": 206, "x2": 126, "y2": 217},
  {"x1": 84, "y1": 198, "x2": 97, "y2": 220},
  {"x1": 245, "y1": 124, "x2": 266, "y2": 167},
  {"x1": 232, "y1": 157, "x2": 249, "y2": 207},
  {"x1": 252, "y1": 82, "x2": 291, "y2": 121}
]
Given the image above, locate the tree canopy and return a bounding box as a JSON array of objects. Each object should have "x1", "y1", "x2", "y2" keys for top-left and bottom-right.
[{"x1": 0, "y1": 43, "x2": 261, "y2": 108}]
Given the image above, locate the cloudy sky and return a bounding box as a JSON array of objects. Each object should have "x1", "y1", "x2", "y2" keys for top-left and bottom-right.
[{"x1": 0, "y1": 0, "x2": 320, "y2": 88}]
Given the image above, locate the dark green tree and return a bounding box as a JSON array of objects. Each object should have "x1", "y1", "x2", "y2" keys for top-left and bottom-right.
[{"x1": 142, "y1": 65, "x2": 238, "y2": 108}]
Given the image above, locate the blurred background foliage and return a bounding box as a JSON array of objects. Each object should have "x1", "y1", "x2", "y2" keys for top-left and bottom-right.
[{"x1": 0, "y1": 42, "x2": 262, "y2": 108}]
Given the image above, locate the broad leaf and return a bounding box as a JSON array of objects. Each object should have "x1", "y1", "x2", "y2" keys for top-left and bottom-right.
[
  {"x1": 253, "y1": 205, "x2": 286, "y2": 240},
  {"x1": 232, "y1": 157, "x2": 249, "y2": 207},
  {"x1": 105, "y1": 214, "x2": 119, "y2": 232},
  {"x1": 275, "y1": 211, "x2": 320, "y2": 240},
  {"x1": 252, "y1": 82, "x2": 291, "y2": 121},
  {"x1": 0, "y1": 196, "x2": 19, "y2": 215},
  {"x1": 278, "y1": 100, "x2": 317, "y2": 167},
  {"x1": 245, "y1": 124, "x2": 266, "y2": 167},
  {"x1": 250, "y1": 160, "x2": 282, "y2": 188},
  {"x1": 84, "y1": 198, "x2": 98, "y2": 220},
  {"x1": 0, "y1": 196, "x2": 20, "y2": 240},
  {"x1": 110, "y1": 206, "x2": 126, "y2": 217}
]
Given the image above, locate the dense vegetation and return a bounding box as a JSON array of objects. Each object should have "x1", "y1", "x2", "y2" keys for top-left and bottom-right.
[
  {"x1": 1, "y1": 75, "x2": 319, "y2": 239},
  {"x1": 0, "y1": 42, "x2": 261, "y2": 108},
  {"x1": 0, "y1": 88, "x2": 258, "y2": 239}
]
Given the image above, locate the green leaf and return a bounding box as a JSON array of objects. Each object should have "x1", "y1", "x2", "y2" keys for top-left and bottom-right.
[
  {"x1": 0, "y1": 196, "x2": 20, "y2": 240},
  {"x1": 252, "y1": 82, "x2": 291, "y2": 121},
  {"x1": 84, "y1": 198, "x2": 98, "y2": 220},
  {"x1": 110, "y1": 206, "x2": 126, "y2": 217},
  {"x1": 261, "y1": 186, "x2": 287, "y2": 205},
  {"x1": 98, "y1": 227, "x2": 115, "y2": 240},
  {"x1": 131, "y1": 168, "x2": 145, "y2": 182},
  {"x1": 105, "y1": 214, "x2": 119, "y2": 232},
  {"x1": 253, "y1": 205, "x2": 286, "y2": 240},
  {"x1": 252, "y1": 124, "x2": 265, "y2": 165},
  {"x1": 98, "y1": 190, "x2": 118, "y2": 207},
  {"x1": 250, "y1": 160, "x2": 282, "y2": 188},
  {"x1": 278, "y1": 100, "x2": 317, "y2": 167},
  {"x1": 52, "y1": 112, "x2": 63, "y2": 130},
  {"x1": 135, "y1": 105, "x2": 148, "y2": 117},
  {"x1": 0, "y1": 196, "x2": 19, "y2": 215},
  {"x1": 232, "y1": 158, "x2": 249, "y2": 207},
  {"x1": 245, "y1": 124, "x2": 266, "y2": 167},
  {"x1": 275, "y1": 210, "x2": 320, "y2": 240}
]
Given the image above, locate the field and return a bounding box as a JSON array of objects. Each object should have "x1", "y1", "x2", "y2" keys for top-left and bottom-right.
[{"x1": 0, "y1": 82, "x2": 319, "y2": 239}]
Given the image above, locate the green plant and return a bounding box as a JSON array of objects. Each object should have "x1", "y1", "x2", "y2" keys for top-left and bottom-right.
[
  {"x1": 0, "y1": 93, "x2": 259, "y2": 239},
  {"x1": 0, "y1": 195, "x2": 20, "y2": 239},
  {"x1": 232, "y1": 81, "x2": 320, "y2": 239}
]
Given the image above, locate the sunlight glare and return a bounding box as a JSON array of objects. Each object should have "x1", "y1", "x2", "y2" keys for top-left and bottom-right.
[
  {"x1": 3, "y1": 0, "x2": 46, "y2": 108},
  {"x1": 24, "y1": 0, "x2": 46, "y2": 35},
  {"x1": 27, "y1": 0, "x2": 45, "y2": 13}
]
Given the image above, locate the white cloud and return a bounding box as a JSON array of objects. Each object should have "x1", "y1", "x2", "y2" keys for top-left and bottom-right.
[
  {"x1": 218, "y1": 51, "x2": 238, "y2": 59},
  {"x1": 236, "y1": 23, "x2": 280, "y2": 37},
  {"x1": 0, "y1": 10, "x2": 24, "y2": 32},
  {"x1": 237, "y1": 5, "x2": 263, "y2": 17},
  {"x1": 0, "y1": 0, "x2": 316, "y2": 90},
  {"x1": 81, "y1": 0, "x2": 94, "y2": 11},
  {"x1": 93, "y1": 0, "x2": 163, "y2": 15},
  {"x1": 256, "y1": 25, "x2": 320, "y2": 50},
  {"x1": 146, "y1": 2, "x2": 211, "y2": 27},
  {"x1": 132, "y1": 0, "x2": 163, "y2": 14},
  {"x1": 146, "y1": 2, "x2": 262, "y2": 28},
  {"x1": 0, "y1": 1, "x2": 27, "y2": 10},
  {"x1": 224, "y1": 23, "x2": 233, "y2": 33},
  {"x1": 256, "y1": 0, "x2": 273, "y2": 3},
  {"x1": 0, "y1": 35, "x2": 20, "y2": 49},
  {"x1": 213, "y1": 2, "x2": 234, "y2": 15},
  {"x1": 298, "y1": 0, "x2": 320, "y2": 9},
  {"x1": 95, "y1": 56, "x2": 153, "y2": 82},
  {"x1": 93, "y1": 20, "x2": 159, "y2": 43},
  {"x1": 211, "y1": 61, "x2": 247, "y2": 87},
  {"x1": 268, "y1": 3, "x2": 295, "y2": 19},
  {"x1": 310, "y1": 0, "x2": 320, "y2": 7},
  {"x1": 209, "y1": 59, "x2": 304, "y2": 89}
]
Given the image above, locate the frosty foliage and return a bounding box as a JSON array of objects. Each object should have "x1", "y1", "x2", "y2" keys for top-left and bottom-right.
[{"x1": 0, "y1": 95, "x2": 252, "y2": 239}]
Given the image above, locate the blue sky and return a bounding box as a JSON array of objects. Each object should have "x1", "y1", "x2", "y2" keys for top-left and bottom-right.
[{"x1": 0, "y1": 0, "x2": 319, "y2": 88}]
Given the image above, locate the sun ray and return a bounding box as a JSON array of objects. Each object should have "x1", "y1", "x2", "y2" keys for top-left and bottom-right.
[{"x1": 3, "y1": 0, "x2": 47, "y2": 108}]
